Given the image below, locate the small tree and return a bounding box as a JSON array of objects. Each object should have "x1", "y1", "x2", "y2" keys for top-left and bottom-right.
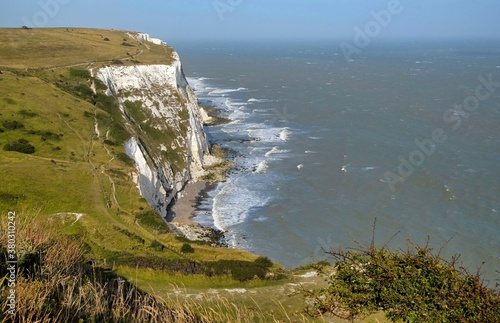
[
  {"x1": 254, "y1": 256, "x2": 273, "y2": 268},
  {"x1": 180, "y1": 243, "x2": 194, "y2": 254}
]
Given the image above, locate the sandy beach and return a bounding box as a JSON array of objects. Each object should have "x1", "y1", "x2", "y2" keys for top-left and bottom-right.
[{"x1": 167, "y1": 180, "x2": 210, "y2": 225}]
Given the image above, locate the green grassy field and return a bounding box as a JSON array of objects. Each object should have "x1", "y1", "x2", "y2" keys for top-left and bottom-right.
[
  {"x1": 0, "y1": 28, "x2": 264, "y2": 273},
  {"x1": 0, "y1": 28, "x2": 174, "y2": 69}
]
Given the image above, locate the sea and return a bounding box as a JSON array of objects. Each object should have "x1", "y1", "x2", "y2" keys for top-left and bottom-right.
[{"x1": 172, "y1": 39, "x2": 500, "y2": 283}]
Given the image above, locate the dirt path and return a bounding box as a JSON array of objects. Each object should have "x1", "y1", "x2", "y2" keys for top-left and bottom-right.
[{"x1": 40, "y1": 48, "x2": 145, "y2": 71}]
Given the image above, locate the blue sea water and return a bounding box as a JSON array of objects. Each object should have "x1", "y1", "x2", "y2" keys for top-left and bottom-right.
[{"x1": 174, "y1": 40, "x2": 500, "y2": 283}]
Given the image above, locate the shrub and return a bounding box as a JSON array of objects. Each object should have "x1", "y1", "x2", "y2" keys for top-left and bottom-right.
[
  {"x1": 180, "y1": 243, "x2": 194, "y2": 254},
  {"x1": 0, "y1": 192, "x2": 24, "y2": 204},
  {"x1": 73, "y1": 84, "x2": 94, "y2": 98},
  {"x1": 69, "y1": 68, "x2": 91, "y2": 79},
  {"x1": 150, "y1": 240, "x2": 165, "y2": 252},
  {"x1": 3, "y1": 139, "x2": 35, "y2": 154},
  {"x1": 103, "y1": 139, "x2": 116, "y2": 146},
  {"x1": 19, "y1": 109, "x2": 38, "y2": 118},
  {"x1": 254, "y1": 256, "x2": 273, "y2": 268},
  {"x1": 117, "y1": 152, "x2": 134, "y2": 166},
  {"x1": 129, "y1": 256, "x2": 205, "y2": 275},
  {"x1": 304, "y1": 242, "x2": 500, "y2": 322},
  {"x1": 113, "y1": 225, "x2": 145, "y2": 244},
  {"x1": 112, "y1": 59, "x2": 124, "y2": 65},
  {"x1": 3, "y1": 120, "x2": 24, "y2": 130},
  {"x1": 94, "y1": 93, "x2": 119, "y2": 112},
  {"x1": 107, "y1": 123, "x2": 130, "y2": 145},
  {"x1": 122, "y1": 42, "x2": 135, "y2": 47},
  {"x1": 135, "y1": 210, "x2": 170, "y2": 234},
  {"x1": 206, "y1": 260, "x2": 268, "y2": 282}
]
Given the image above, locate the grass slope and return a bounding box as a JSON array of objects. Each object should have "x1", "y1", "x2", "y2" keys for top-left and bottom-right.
[{"x1": 0, "y1": 28, "x2": 273, "y2": 282}]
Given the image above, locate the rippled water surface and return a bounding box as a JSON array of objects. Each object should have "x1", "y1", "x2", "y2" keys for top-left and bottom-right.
[{"x1": 174, "y1": 40, "x2": 500, "y2": 282}]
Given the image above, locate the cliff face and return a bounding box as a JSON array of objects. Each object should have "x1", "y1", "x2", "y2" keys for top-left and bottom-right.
[{"x1": 94, "y1": 36, "x2": 211, "y2": 217}]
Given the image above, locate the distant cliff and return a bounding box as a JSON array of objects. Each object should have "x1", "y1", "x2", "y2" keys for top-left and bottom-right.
[{"x1": 94, "y1": 34, "x2": 213, "y2": 217}]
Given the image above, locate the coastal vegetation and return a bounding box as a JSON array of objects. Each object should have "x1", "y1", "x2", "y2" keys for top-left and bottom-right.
[{"x1": 303, "y1": 239, "x2": 500, "y2": 322}]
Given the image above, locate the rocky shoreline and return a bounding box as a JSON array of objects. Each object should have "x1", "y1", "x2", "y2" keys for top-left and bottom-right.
[
  {"x1": 167, "y1": 181, "x2": 212, "y2": 239},
  {"x1": 165, "y1": 103, "x2": 233, "y2": 245}
]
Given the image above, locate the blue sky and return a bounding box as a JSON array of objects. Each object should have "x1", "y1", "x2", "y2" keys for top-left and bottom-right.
[{"x1": 1, "y1": 0, "x2": 499, "y2": 42}]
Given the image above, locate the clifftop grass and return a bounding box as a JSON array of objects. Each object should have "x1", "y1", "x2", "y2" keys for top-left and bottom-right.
[{"x1": 0, "y1": 28, "x2": 174, "y2": 69}]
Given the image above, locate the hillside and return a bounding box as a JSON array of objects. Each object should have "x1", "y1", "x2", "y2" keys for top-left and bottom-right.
[{"x1": 0, "y1": 27, "x2": 275, "y2": 284}]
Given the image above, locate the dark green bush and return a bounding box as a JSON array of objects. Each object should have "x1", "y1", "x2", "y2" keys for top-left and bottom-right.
[
  {"x1": 19, "y1": 109, "x2": 38, "y2": 118},
  {"x1": 304, "y1": 243, "x2": 500, "y2": 322},
  {"x1": 206, "y1": 260, "x2": 268, "y2": 282},
  {"x1": 3, "y1": 139, "x2": 35, "y2": 154},
  {"x1": 135, "y1": 210, "x2": 170, "y2": 234},
  {"x1": 69, "y1": 68, "x2": 91, "y2": 79},
  {"x1": 94, "y1": 93, "x2": 119, "y2": 113},
  {"x1": 3, "y1": 120, "x2": 24, "y2": 130},
  {"x1": 112, "y1": 226, "x2": 144, "y2": 244},
  {"x1": 0, "y1": 192, "x2": 24, "y2": 204},
  {"x1": 254, "y1": 256, "x2": 273, "y2": 268},
  {"x1": 107, "y1": 124, "x2": 129, "y2": 145},
  {"x1": 72, "y1": 84, "x2": 94, "y2": 98},
  {"x1": 117, "y1": 152, "x2": 134, "y2": 166},
  {"x1": 129, "y1": 256, "x2": 205, "y2": 275},
  {"x1": 180, "y1": 243, "x2": 194, "y2": 254},
  {"x1": 150, "y1": 240, "x2": 165, "y2": 252}
]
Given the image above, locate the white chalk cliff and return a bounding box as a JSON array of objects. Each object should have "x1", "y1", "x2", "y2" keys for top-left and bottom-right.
[{"x1": 94, "y1": 34, "x2": 211, "y2": 217}]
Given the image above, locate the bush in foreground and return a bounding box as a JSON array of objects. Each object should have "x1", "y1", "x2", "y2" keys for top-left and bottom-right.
[{"x1": 303, "y1": 241, "x2": 500, "y2": 322}]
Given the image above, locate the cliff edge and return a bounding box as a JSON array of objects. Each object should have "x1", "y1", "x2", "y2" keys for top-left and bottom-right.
[{"x1": 94, "y1": 34, "x2": 213, "y2": 217}]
